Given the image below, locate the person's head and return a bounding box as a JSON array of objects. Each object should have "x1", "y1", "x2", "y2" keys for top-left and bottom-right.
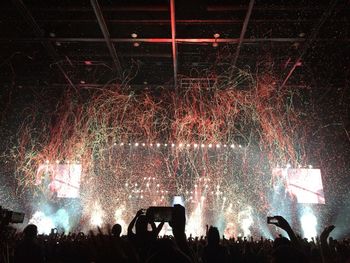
[
  {"x1": 135, "y1": 214, "x2": 148, "y2": 235},
  {"x1": 23, "y1": 224, "x2": 38, "y2": 240},
  {"x1": 112, "y1": 223, "x2": 122, "y2": 237},
  {"x1": 207, "y1": 226, "x2": 220, "y2": 246},
  {"x1": 271, "y1": 245, "x2": 308, "y2": 263},
  {"x1": 273, "y1": 236, "x2": 291, "y2": 249}
]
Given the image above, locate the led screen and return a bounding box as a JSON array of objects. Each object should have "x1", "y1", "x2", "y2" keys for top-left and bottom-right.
[
  {"x1": 36, "y1": 164, "x2": 81, "y2": 198},
  {"x1": 272, "y1": 168, "x2": 325, "y2": 204}
]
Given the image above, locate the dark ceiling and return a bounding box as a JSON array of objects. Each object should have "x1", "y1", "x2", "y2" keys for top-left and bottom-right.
[{"x1": 0, "y1": 0, "x2": 349, "y2": 90}]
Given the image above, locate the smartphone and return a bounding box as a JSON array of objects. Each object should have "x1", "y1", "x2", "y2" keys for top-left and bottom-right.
[
  {"x1": 146, "y1": 206, "x2": 173, "y2": 222},
  {"x1": 267, "y1": 216, "x2": 279, "y2": 225}
]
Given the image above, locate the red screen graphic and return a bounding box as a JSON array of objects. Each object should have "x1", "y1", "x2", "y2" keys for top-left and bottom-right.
[{"x1": 272, "y1": 168, "x2": 325, "y2": 204}]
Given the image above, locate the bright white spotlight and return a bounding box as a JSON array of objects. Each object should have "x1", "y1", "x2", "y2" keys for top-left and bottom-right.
[
  {"x1": 29, "y1": 211, "x2": 54, "y2": 234},
  {"x1": 301, "y1": 211, "x2": 317, "y2": 240},
  {"x1": 90, "y1": 203, "x2": 105, "y2": 227}
]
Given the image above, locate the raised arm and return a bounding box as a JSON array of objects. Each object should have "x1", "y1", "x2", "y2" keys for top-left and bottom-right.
[
  {"x1": 128, "y1": 209, "x2": 143, "y2": 236},
  {"x1": 273, "y1": 216, "x2": 300, "y2": 248}
]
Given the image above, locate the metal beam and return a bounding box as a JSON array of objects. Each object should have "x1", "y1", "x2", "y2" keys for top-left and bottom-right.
[
  {"x1": 170, "y1": 0, "x2": 178, "y2": 88},
  {"x1": 3, "y1": 37, "x2": 349, "y2": 44},
  {"x1": 11, "y1": 0, "x2": 75, "y2": 89},
  {"x1": 231, "y1": 0, "x2": 254, "y2": 67},
  {"x1": 33, "y1": 18, "x2": 339, "y2": 25},
  {"x1": 280, "y1": 0, "x2": 338, "y2": 89},
  {"x1": 91, "y1": 0, "x2": 122, "y2": 77}
]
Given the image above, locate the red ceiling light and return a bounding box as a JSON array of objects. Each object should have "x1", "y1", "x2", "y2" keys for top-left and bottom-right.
[
  {"x1": 213, "y1": 33, "x2": 220, "y2": 38},
  {"x1": 84, "y1": 60, "x2": 92, "y2": 65}
]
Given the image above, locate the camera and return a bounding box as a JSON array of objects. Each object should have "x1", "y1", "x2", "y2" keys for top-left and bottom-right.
[
  {"x1": 267, "y1": 216, "x2": 279, "y2": 225},
  {"x1": 0, "y1": 206, "x2": 25, "y2": 225},
  {"x1": 146, "y1": 206, "x2": 173, "y2": 222}
]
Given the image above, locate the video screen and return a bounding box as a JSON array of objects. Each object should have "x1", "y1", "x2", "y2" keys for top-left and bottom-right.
[
  {"x1": 272, "y1": 168, "x2": 325, "y2": 204},
  {"x1": 36, "y1": 164, "x2": 81, "y2": 198}
]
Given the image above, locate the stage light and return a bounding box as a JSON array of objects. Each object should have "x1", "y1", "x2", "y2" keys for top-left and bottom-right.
[
  {"x1": 140, "y1": 195, "x2": 143, "y2": 199},
  {"x1": 186, "y1": 144, "x2": 190, "y2": 147},
  {"x1": 142, "y1": 143, "x2": 145, "y2": 146},
  {"x1": 129, "y1": 195, "x2": 132, "y2": 198},
  {"x1": 286, "y1": 163, "x2": 291, "y2": 168},
  {"x1": 56, "y1": 160, "x2": 60, "y2": 164},
  {"x1": 143, "y1": 177, "x2": 146, "y2": 180},
  {"x1": 45, "y1": 160, "x2": 49, "y2": 164},
  {"x1": 135, "y1": 143, "x2": 139, "y2": 146},
  {"x1": 171, "y1": 143, "x2": 175, "y2": 147},
  {"x1": 113, "y1": 142, "x2": 117, "y2": 145},
  {"x1": 135, "y1": 183, "x2": 138, "y2": 186},
  {"x1": 131, "y1": 33, "x2": 138, "y2": 38},
  {"x1": 179, "y1": 143, "x2": 183, "y2": 147},
  {"x1": 146, "y1": 183, "x2": 149, "y2": 187},
  {"x1": 194, "y1": 184, "x2": 198, "y2": 188},
  {"x1": 308, "y1": 165, "x2": 313, "y2": 169},
  {"x1": 125, "y1": 183, "x2": 128, "y2": 186},
  {"x1": 157, "y1": 184, "x2": 160, "y2": 187},
  {"x1": 216, "y1": 144, "x2": 220, "y2": 148},
  {"x1": 239, "y1": 144, "x2": 242, "y2": 148},
  {"x1": 201, "y1": 144, "x2": 205, "y2": 148},
  {"x1": 208, "y1": 144, "x2": 212, "y2": 148},
  {"x1": 156, "y1": 143, "x2": 160, "y2": 147},
  {"x1": 301, "y1": 210, "x2": 317, "y2": 240},
  {"x1": 164, "y1": 143, "x2": 168, "y2": 146},
  {"x1": 150, "y1": 143, "x2": 153, "y2": 146},
  {"x1": 213, "y1": 33, "x2": 220, "y2": 38},
  {"x1": 224, "y1": 144, "x2": 227, "y2": 147},
  {"x1": 120, "y1": 143, "x2": 124, "y2": 146}
]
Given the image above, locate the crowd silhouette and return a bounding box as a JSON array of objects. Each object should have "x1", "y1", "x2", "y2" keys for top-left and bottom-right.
[{"x1": 1, "y1": 204, "x2": 349, "y2": 263}]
